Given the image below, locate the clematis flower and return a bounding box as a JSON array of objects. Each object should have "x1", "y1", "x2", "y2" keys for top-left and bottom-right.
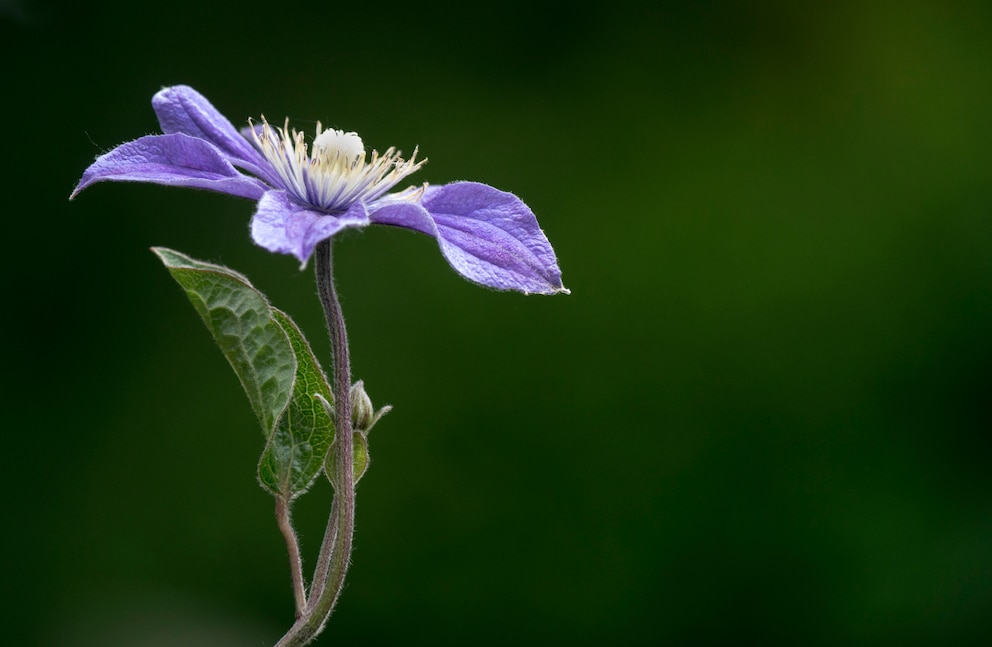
[{"x1": 73, "y1": 86, "x2": 566, "y2": 295}]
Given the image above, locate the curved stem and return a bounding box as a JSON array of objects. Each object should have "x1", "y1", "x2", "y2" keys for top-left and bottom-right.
[
  {"x1": 275, "y1": 239, "x2": 355, "y2": 647},
  {"x1": 275, "y1": 495, "x2": 307, "y2": 616}
]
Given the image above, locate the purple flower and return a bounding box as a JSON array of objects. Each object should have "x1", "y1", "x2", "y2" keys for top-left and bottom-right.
[{"x1": 73, "y1": 86, "x2": 567, "y2": 295}]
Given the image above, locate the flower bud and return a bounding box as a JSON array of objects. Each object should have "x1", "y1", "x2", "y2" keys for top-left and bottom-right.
[{"x1": 350, "y1": 380, "x2": 375, "y2": 432}]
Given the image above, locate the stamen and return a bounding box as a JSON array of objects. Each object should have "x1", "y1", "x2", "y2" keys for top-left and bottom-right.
[{"x1": 248, "y1": 115, "x2": 426, "y2": 213}]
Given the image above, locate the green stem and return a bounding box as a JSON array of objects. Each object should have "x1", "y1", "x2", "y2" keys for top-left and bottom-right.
[{"x1": 275, "y1": 239, "x2": 355, "y2": 647}]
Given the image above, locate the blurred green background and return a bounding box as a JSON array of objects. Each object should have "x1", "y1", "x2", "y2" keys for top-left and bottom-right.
[{"x1": 3, "y1": 0, "x2": 991, "y2": 644}]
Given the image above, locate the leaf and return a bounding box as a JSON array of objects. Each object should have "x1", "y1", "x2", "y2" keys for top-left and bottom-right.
[
  {"x1": 153, "y1": 247, "x2": 336, "y2": 501},
  {"x1": 257, "y1": 309, "x2": 335, "y2": 499},
  {"x1": 152, "y1": 247, "x2": 296, "y2": 436}
]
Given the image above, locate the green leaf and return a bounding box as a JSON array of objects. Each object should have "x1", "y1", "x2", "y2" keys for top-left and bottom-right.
[
  {"x1": 257, "y1": 309, "x2": 336, "y2": 499},
  {"x1": 152, "y1": 247, "x2": 296, "y2": 436},
  {"x1": 153, "y1": 247, "x2": 337, "y2": 501}
]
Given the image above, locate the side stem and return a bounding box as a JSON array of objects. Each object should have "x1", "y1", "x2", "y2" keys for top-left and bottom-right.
[
  {"x1": 275, "y1": 239, "x2": 355, "y2": 647},
  {"x1": 275, "y1": 495, "x2": 307, "y2": 616}
]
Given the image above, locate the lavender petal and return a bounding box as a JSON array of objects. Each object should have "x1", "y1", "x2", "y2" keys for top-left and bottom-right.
[
  {"x1": 251, "y1": 191, "x2": 371, "y2": 263},
  {"x1": 152, "y1": 85, "x2": 275, "y2": 183},
  {"x1": 369, "y1": 182, "x2": 567, "y2": 294},
  {"x1": 71, "y1": 133, "x2": 269, "y2": 200}
]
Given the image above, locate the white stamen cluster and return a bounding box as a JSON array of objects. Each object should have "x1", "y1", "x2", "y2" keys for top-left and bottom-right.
[{"x1": 250, "y1": 117, "x2": 426, "y2": 212}]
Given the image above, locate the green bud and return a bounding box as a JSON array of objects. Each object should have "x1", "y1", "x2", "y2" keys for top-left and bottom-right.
[
  {"x1": 348, "y1": 379, "x2": 392, "y2": 436},
  {"x1": 350, "y1": 380, "x2": 375, "y2": 432}
]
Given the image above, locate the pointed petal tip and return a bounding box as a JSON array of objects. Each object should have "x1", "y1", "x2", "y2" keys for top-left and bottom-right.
[
  {"x1": 527, "y1": 282, "x2": 570, "y2": 296},
  {"x1": 69, "y1": 176, "x2": 94, "y2": 201},
  {"x1": 69, "y1": 168, "x2": 100, "y2": 200}
]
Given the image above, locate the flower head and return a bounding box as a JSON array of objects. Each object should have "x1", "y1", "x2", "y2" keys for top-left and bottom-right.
[
  {"x1": 250, "y1": 117, "x2": 425, "y2": 212},
  {"x1": 73, "y1": 85, "x2": 567, "y2": 295}
]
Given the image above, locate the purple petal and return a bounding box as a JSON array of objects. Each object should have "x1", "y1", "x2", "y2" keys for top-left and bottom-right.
[
  {"x1": 71, "y1": 133, "x2": 269, "y2": 200},
  {"x1": 369, "y1": 182, "x2": 567, "y2": 294},
  {"x1": 152, "y1": 85, "x2": 275, "y2": 183},
  {"x1": 251, "y1": 191, "x2": 371, "y2": 263}
]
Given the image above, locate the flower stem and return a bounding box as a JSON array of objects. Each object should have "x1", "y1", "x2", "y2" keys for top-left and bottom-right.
[
  {"x1": 275, "y1": 239, "x2": 355, "y2": 647},
  {"x1": 308, "y1": 496, "x2": 339, "y2": 605}
]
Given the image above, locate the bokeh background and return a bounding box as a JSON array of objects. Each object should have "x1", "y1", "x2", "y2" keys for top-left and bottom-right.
[{"x1": 4, "y1": 0, "x2": 991, "y2": 644}]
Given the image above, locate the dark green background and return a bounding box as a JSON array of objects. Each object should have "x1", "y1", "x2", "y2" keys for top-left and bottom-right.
[{"x1": 4, "y1": 0, "x2": 991, "y2": 645}]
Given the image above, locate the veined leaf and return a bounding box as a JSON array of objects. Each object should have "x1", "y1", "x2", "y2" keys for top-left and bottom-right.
[
  {"x1": 152, "y1": 247, "x2": 295, "y2": 436},
  {"x1": 153, "y1": 247, "x2": 336, "y2": 500},
  {"x1": 258, "y1": 309, "x2": 335, "y2": 499}
]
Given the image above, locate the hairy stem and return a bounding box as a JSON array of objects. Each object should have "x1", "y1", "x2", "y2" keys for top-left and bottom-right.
[
  {"x1": 275, "y1": 239, "x2": 355, "y2": 647},
  {"x1": 308, "y1": 495, "x2": 339, "y2": 604},
  {"x1": 275, "y1": 495, "x2": 307, "y2": 616}
]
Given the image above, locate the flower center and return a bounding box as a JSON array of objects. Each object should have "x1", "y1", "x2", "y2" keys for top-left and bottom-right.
[
  {"x1": 313, "y1": 128, "x2": 365, "y2": 162},
  {"x1": 249, "y1": 117, "x2": 426, "y2": 213}
]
